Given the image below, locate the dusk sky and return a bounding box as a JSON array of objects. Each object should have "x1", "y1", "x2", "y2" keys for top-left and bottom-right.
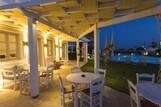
[{"x1": 100, "y1": 16, "x2": 160, "y2": 50}]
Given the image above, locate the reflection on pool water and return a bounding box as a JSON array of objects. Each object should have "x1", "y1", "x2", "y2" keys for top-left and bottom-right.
[{"x1": 110, "y1": 55, "x2": 161, "y2": 64}]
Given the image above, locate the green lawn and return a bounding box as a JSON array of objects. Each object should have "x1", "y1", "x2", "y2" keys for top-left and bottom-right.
[{"x1": 81, "y1": 59, "x2": 159, "y2": 93}]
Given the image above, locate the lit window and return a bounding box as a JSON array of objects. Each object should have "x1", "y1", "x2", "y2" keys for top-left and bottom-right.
[
  {"x1": 0, "y1": 32, "x2": 18, "y2": 60},
  {"x1": 47, "y1": 40, "x2": 53, "y2": 56},
  {"x1": 0, "y1": 33, "x2": 6, "y2": 59}
]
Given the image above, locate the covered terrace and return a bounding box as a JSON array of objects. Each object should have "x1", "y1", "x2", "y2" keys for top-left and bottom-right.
[{"x1": 0, "y1": 0, "x2": 161, "y2": 107}]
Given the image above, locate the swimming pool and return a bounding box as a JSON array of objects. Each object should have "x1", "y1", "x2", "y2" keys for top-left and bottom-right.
[{"x1": 110, "y1": 55, "x2": 161, "y2": 64}]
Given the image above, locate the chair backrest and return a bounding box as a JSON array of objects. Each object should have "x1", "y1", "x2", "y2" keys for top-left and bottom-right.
[
  {"x1": 136, "y1": 73, "x2": 155, "y2": 83},
  {"x1": 46, "y1": 57, "x2": 54, "y2": 66},
  {"x1": 90, "y1": 77, "x2": 103, "y2": 96},
  {"x1": 2, "y1": 65, "x2": 17, "y2": 78},
  {"x1": 17, "y1": 68, "x2": 29, "y2": 80},
  {"x1": 58, "y1": 75, "x2": 65, "y2": 93},
  {"x1": 127, "y1": 80, "x2": 139, "y2": 103},
  {"x1": 47, "y1": 65, "x2": 54, "y2": 74},
  {"x1": 71, "y1": 66, "x2": 82, "y2": 73},
  {"x1": 96, "y1": 68, "x2": 106, "y2": 79},
  {"x1": 157, "y1": 70, "x2": 161, "y2": 83},
  {"x1": 3, "y1": 65, "x2": 17, "y2": 71}
]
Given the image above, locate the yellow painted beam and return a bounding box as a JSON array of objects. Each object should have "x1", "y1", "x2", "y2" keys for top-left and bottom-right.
[
  {"x1": 79, "y1": 25, "x2": 95, "y2": 39},
  {"x1": 98, "y1": 6, "x2": 161, "y2": 28},
  {"x1": 79, "y1": 5, "x2": 161, "y2": 38}
]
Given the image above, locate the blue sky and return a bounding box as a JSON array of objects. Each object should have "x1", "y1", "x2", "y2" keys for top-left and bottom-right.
[{"x1": 100, "y1": 16, "x2": 160, "y2": 50}]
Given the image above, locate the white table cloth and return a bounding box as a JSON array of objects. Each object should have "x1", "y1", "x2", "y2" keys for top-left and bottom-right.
[
  {"x1": 67, "y1": 72, "x2": 101, "y2": 84},
  {"x1": 66, "y1": 72, "x2": 101, "y2": 107},
  {"x1": 136, "y1": 83, "x2": 161, "y2": 105}
]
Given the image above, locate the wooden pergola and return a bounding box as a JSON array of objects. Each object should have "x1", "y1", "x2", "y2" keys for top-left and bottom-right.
[{"x1": 0, "y1": 0, "x2": 161, "y2": 98}]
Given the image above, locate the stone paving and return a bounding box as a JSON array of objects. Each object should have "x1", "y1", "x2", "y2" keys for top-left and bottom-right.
[{"x1": 0, "y1": 61, "x2": 130, "y2": 107}]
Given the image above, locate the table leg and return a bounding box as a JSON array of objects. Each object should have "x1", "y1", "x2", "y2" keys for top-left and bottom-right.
[{"x1": 73, "y1": 84, "x2": 78, "y2": 107}]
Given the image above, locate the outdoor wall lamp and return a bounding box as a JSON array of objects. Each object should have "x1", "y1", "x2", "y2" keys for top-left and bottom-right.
[
  {"x1": 35, "y1": 20, "x2": 39, "y2": 24},
  {"x1": 44, "y1": 44, "x2": 47, "y2": 47},
  {"x1": 23, "y1": 42, "x2": 29, "y2": 46},
  {"x1": 77, "y1": 53, "x2": 80, "y2": 56}
]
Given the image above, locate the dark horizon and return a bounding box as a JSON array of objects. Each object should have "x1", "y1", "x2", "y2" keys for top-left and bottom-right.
[
  {"x1": 69, "y1": 16, "x2": 160, "y2": 54},
  {"x1": 100, "y1": 16, "x2": 160, "y2": 50}
]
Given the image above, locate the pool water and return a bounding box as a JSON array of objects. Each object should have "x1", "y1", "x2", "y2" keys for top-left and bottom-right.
[{"x1": 110, "y1": 55, "x2": 161, "y2": 64}]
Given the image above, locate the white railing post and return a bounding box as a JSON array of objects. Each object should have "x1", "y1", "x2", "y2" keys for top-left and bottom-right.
[{"x1": 28, "y1": 16, "x2": 39, "y2": 98}]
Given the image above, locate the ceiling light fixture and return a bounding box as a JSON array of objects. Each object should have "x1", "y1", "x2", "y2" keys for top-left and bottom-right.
[{"x1": 40, "y1": 2, "x2": 56, "y2": 6}]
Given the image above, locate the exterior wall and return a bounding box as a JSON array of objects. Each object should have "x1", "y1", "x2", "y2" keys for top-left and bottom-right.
[
  {"x1": 59, "y1": 39, "x2": 62, "y2": 60},
  {"x1": 62, "y1": 41, "x2": 68, "y2": 60},
  {"x1": 0, "y1": 24, "x2": 68, "y2": 68},
  {"x1": 0, "y1": 22, "x2": 69, "y2": 94},
  {"x1": 0, "y1": 25, "x2": 40, "y2": 66},
  {"x1": 37, "y1": 33, "x2": 44, "y2": 66},
  {"x1": 55, "y1": 37, "x2": 60, "y2": 61},
  {"x1": 63, "y1": 41, "x2": 68, "y2": 61},
  {"x1": 52, "y1": 38, "x2": 56, "y2": 61},
  {"x1": 0, "y1": 24, "x2": 24, "y2": 64}
]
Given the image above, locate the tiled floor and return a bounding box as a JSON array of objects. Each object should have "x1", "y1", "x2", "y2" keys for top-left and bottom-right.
[{"x1": 0, "y1": 61, "x2": 130, "y2": 107}]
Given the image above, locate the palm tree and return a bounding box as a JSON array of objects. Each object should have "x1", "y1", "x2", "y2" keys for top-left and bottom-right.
[{"x1": 103, "y1": 43, "x2": 114, "y2": 63}]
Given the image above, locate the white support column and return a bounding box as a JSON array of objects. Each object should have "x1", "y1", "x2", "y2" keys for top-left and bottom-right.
[
  {"x1": 53, "y1": 38, "x2": 56, "y2": 61},
  {"x1": 40, "y1": 37, "x2": 45, "y2": 66},
  {"x1": 66, "y1": 42, "x2": 69, "y2": 61},
  {"x1": 28, "y1": 17, "x2": 39, "y2": 98},
  {"x1": 43, "y1": 33, "x2": 48, "y2": 66},
  {"x1": 156, "y1": 14, "x2": 161, "y2": 82},
  {"x1": 22, "y1": 27, "x2": 29, "y2": 64},
  {"x1": 76, "y1": 40, "x2": 80, "y2": 67},
  {"x1": 94, "y1": 24, "x2": 100, "y2": 72},
  {"x1": 55, "y1": 37, "x2": 59, "y2": 61},
  {"x1": 82, "y1": 43, "x2": 84, "y2": 61},
  {"x1": 64, "y1": 42, "x2": 69, "y2": 61},
  {"x1": 84, "y1": 42, "x2": 88, "y2": 62},
  {"x1": 82, "y1": 42, "x2": 85, "y2": 62},
  {"x1": 59, "y1": 39, "x2": 62, "y2": 60}
]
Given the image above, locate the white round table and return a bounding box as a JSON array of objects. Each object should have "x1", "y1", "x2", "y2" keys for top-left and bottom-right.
[
  {"x1": 66, "y1": 72, "x2": 101, "y2": 107},
  {"x1": 136, "y1": 83, "x2": 161, "y2": 106},
  {"x1": 67, "y1": 72, "x2": 101, "y2": 84}
]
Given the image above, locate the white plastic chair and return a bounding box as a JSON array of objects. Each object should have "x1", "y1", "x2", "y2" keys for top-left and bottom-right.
[
  {"x1": 80, "y1": 77, "x2": 104, "y2": 107},
  {"x1": 96, "y1": 68, "x2": 106, "y2": 91},
  {"x1": 157, "y1": 70, "x2": 161, "y2": 83},
  {"x1": 17, "y1": 68, "x2": 30, "y2": 95},
  {"x1": 136, "y1": 73, "x2": 155, "y2": 84},
  {"x1": 71, "y1": 66, "x2": 82, "y2": 73},
  {"x1": 40, "y1": 65, "x2": 54, "y2": 88},
  {"x1": 1, "y1": 65, "x2": 18, "y2": 90},
  {"x1": 96, "y1": 68, "x2": 106, "y2": 79},
  {"x1": 128, "y1": 80, "x2": 141, "y2": 107},
  {"x1": 59, "y1": 75, "x2": 74, "y2": 107},
  {"x1": 46, "y1": 57, "x2": 54, "y2": 66}
]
